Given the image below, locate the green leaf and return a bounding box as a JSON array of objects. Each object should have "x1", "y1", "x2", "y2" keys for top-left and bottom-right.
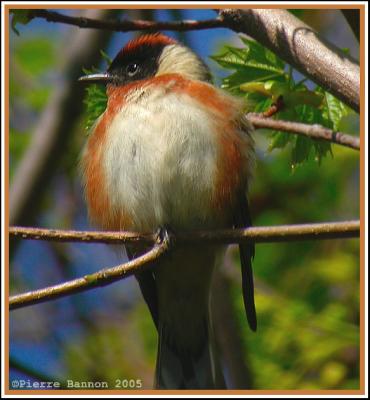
[
  {"x1": 240, "y1": 37, "x2": 285, "y2": 69},
  {"x1": 268, "y1": 109, "x2": 298, "y2": 152},
  {"x1": 269, "y1": 131, "x2": 291, "y2": 150},
  {"x1": 212, "y1": 38, "x2": 285, "y2": 77},
  {"x1": 82, "y1": 66, "x2": 108, "y2": 131},
  {"x1": 99, "y1": 50, "x2": 113, "y2": 67},
  {"x1": 291, "y1": 135, "x2": 313, "y2": 166},
  {"x1": 293, "y1": 104, "x2": 333, "y2": 164},
  {"x1": 10, "y1": 10, "x2": 32, "y2": 35},
  {"x1": 321, "y1": 91, "x2": 350, "y2": 131},
  {"x1": 83, "y1": 84, "x2": 107, "y2": 131},
  {"x1": 284, "y1": 90, "x2": 324, "y2": 108},
  {"x1": 240, "y1": 82, "x2": 272, "y2": 97},
  {"x1": 210, "y1": 48, "x2": 246, "y2": 69},
  {"x1": 243, "y1": 92, "x2": 273, "y2": 112},
  {"x1": 213, "y1": 39, "x2": 355, "y2": 166}
]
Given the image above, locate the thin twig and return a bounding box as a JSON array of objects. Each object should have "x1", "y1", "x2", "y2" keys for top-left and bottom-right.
[
  {"x1": 9, "y1": 221, "x2": 359, "y2": 310},
  {"x1": 247, "y1": 113, "x2": 360, "y2": 150},
  {"x1": 9, "y1": 235, "x2": 171, "y2": 310},
  {"x1": 9, "y1": 220, "x2": 360, "y2": 246},
  {"x1": 262, "y1": 96, "x2": 285, "y2": 117},
  {"x1": 9, "y1": 226, "x2": 156, "y2": 245},
  {"x1": 27, "y1": 9, "x2": 225, "y2": 32},
  {"x1": 23, "y1": 9, "x2": 360, "y2": 112}
]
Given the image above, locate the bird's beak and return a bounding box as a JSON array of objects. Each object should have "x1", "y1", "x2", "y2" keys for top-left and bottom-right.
[{"x1": 78, "y1": 72, "x2": 113, "y2": 84}]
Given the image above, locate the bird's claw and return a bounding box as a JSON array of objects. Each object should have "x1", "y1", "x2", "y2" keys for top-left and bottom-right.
[{"x1": 155, "y1": 225, "x2": 175, "y2": 249}]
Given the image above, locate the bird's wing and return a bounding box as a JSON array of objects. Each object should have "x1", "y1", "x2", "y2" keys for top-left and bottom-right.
[{"x1": 234, "y1": 193, "x2": 257, "y2": 332}]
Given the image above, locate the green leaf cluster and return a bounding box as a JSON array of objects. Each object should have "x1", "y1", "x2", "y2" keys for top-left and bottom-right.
[
  {"x1": 211, "y1": 37, "x2": 356, "y2": 167},
  {"x1": 81, "y1": 51, "x2": 111, "y2": 132},
  {"x1": 82, "y1": 68, "x2": 108, "y2": 132}
]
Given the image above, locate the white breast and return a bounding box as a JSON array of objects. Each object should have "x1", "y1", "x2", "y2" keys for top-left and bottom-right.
[{"x1": 102, "y1": 86, "x2": 221, "y2": 231}]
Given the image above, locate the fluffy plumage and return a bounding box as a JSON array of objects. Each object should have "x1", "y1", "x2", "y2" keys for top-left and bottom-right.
[{"x1": 80, "y1": 34, "x2": 255, "y2": 389}]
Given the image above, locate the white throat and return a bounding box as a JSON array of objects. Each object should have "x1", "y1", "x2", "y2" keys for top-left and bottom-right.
[{"x1": 156, "y1": 44, "x2": 211, "y2": 82}]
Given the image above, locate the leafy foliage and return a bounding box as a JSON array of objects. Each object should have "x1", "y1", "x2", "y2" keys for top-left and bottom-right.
[
  {"x1": 211, "y1": 37, "x2": 356, "y2": 167},
  {"x1": 82, "y1": 69, "x2": 108, "y2": 132},
  {"x1": 82, "y1": 52, "x2": 111, "y2": 131}
]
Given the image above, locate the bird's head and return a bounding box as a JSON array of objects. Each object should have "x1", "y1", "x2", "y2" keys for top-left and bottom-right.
[{"x1": 79, "y1": 33, "x2": 211, "y2": 86}]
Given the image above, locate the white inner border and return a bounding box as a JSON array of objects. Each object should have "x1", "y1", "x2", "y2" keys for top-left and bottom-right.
[{"x1": 1, "y1": 1, "x2": 368, "y2": 398}]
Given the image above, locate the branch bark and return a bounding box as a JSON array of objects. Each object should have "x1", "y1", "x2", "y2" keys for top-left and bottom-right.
[
  {"x1": 9, "y1": 220, "x2": 359, "y2": 310},
  {"x1": 21, "y1": 9, "x2": 361, "y2": 113},
  {"x1": 27, "y1": 9, "x2": 225, "y2": 32},
  {"x1": 219, "y1": 9, "x2": 360, "y2": 112},
  {"x1": 9, "y1": 220, "x2": 360, "y2": 245},
  {"x1": 247, "y1": 113, "x2": 360, "y2": 150},
  {"x1": 9, "y1": 236, "x2": 171, "y2": 310}
]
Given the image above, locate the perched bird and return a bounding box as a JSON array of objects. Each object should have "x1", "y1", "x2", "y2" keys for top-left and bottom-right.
[{"x1": 79, "y1": 33, "x2": 256, "y2": 389}]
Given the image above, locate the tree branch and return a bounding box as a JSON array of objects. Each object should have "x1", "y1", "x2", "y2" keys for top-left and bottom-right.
[
  {"x1": 9, "y1": 234, "x2": 171, "y2": 310},
  {"x1": 9, "y1": 226, "x2": 155, "y2": 245},
  {"x1": 27, "y1": 9, "x2": 225, "y2": 32},
  {"x1": 247, "y1": 113, "x2": 360, "y2": 150},
  {"x1": 22, "y1": 9, "x2": 361, "y2": 113},
  {"x1": 219, "y1": 9, "x2": 360, "y2": 112},
  {"x1": 9, "y1": 220, "x2": 360, "y2": 246},
  {"x1": 9, "y1": 220, "x2": 359, "y2": 310}
]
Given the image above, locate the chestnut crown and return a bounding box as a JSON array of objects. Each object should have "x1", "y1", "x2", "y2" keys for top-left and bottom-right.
[{"x1": 79, "y1": 33, "x2": 211, "y2": 85}]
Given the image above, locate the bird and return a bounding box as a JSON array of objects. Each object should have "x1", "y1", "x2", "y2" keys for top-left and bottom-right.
[{"x1": 79, "y1": 33, "x2": 256, "y2": 389}]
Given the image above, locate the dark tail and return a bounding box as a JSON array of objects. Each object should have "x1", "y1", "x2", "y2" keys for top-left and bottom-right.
[{"x1": 155, "y1": 318, "x2": 225, "y2": 389}]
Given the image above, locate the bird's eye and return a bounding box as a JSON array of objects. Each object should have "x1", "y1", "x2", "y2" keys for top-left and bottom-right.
[{"x1": 126, "y1": 63, "x2": 139, "y2": 77}]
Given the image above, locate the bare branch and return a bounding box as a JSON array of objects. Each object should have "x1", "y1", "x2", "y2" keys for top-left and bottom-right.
[
  {"x1": 9, "y1": 236, "x2": 171, "y2": 310},
  {"x1": 9, "y1": 221, "x2": 359, "y2": 309},
  {"x1": 22, "y1": 9, "x2": 360, "y2": 112},
  {"x1": 9, "y1": 220, "x2": 360, "y2": 246},
  {"x1": 247, "y1": 113, "x2": 360, "y2": 150},
  {"x1": 27, "y1": 9, "x2": 225, "y2": 32},
  {"x1": 9, "y1": 226, "x2": 155, "y2": 245},
  {"x1": 21, "y1": 9, "x2": 360, "y2": 112},
  {"x1": 219, "y1": 9, "x2": 360, "y2": 112}
]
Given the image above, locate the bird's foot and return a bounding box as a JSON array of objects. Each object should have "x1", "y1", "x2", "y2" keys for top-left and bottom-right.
[{"x1": 155, "y1": 225, "x2": 175, "y2": 249}]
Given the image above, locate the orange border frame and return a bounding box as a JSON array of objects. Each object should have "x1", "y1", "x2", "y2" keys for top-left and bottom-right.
[{"x1": 3, "y1": 2, "x2": 366, "y2": 396}]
